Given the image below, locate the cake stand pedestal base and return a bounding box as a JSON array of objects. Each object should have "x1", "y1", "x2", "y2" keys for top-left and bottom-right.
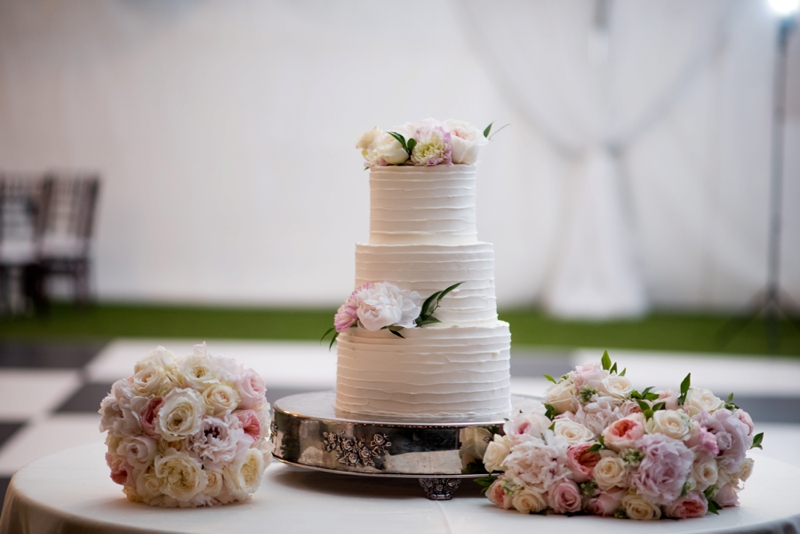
[{"x1": 270, "y1": 391, "x2": 536, "y2": 500}]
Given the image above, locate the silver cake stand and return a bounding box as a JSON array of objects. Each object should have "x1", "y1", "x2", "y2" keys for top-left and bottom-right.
[{"x1": 270, "y1": 391, "x2": 537, "y2": 500}]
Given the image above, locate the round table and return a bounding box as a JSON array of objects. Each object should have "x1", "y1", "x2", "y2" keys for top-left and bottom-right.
[{"x1": 2, "y1": 443, "x2": 799, "y2": 534}]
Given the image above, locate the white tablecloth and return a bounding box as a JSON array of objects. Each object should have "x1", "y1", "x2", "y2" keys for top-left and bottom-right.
[{"x1": 1, "y1": 443, "x2": 798, "y2": 534}]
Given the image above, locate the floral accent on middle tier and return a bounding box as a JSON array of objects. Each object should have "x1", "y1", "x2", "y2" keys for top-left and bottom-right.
[
  {"x1": 355, "y1": 242, "x2": 498, "y2": 326},
  {"x1": 335, "y1": 321, "x2": 512, "y2": 422}
]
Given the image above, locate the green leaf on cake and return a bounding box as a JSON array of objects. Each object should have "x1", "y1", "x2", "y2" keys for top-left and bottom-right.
[
  {"x1": 406, "y1": 138, "x2": 417, "y2": 154},
  {"x1": 387, "y1": 131, "x2": 407, "y2": 152},
  {"x1": 320, "y1": 327, "x2": 339, "y2": 351},
  {"x1": 483, "y1": 122, "x2": 494, "y2": 138},
  {"x1": 415, "y1": 282, "x2": 464, "y2": 328}
]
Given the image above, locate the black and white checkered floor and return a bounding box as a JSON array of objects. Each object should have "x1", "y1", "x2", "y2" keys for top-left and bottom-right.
[{"x1": 1, "y1": 339, "x2": 799, "y2": 513}]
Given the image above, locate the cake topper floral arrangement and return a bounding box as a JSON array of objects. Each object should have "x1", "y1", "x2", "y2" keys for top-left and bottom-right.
[
  {"x1": 478, "y1": 352, "x2": 763, "y2": 520},
  {"x1": 322, "y1": 281, "x2": 462, "y2": 348},
  {"x1": 99, "y1": 343, "x2": 273, "y2": 507},
  {"x1": 356, "y1": 118, "x2": 504, "y2": 167}
]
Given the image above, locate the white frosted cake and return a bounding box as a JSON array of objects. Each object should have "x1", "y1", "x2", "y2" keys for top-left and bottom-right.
[{"x1": 334, "y1": 162, "x2": 512, "y2": 421}]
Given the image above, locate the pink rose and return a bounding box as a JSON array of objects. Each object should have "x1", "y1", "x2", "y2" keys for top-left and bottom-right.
[
  {"x1": 547, "y1": 480, "x2": 582, "y2": 514},
  {"x1": 503, "y1": 412, "x2": 551, "y2": 445},
  {"x1": 140, "y1": 397, "x2": 164, "y2": 437},
  {"x1": 487, "y1": 479, "x2": 512, "y2": 509},
  {"x1": 686, "y1": 426, "x2": 719, "y2": 456},
  {"x1": 234, "y1": 409, "x2": 262, "y2": 440},
  {"x1": 656, "y1": 389, "x2": 679, "y2": 411},
  {"x1": 602, "y1": 413, "x2": 646, "y2": 452},
  {"x1": 630, "y1": 434, "x2": 694, "y2": 505},
  {"x1": 566, "y1": 443, "x2": 601, "y2": 483},
  {"x1": 334, "y1": 288, "x2": 361, "y2": 332},
  {"x1": 618, "y1": 400, "x2": 643, "y2": 417},
  {"x1": 586, "y1": 488, "x2": 625, "y2": 516},
  {"x1": 663, "y1": 491, "x2": 708, "y2": 519},
  {"x1": 572, "y1": 362, "x2": 608, "y2": 390},
  {"x1": 712, "y1": 409, "x2": 751, "y2": 473},
  {"x1": 105, "y1": 452, "x2": 134, "y2": 488},
  {"x1": 714, "y1": 483, "x2": 740, "y2": 507},
  {"x1": 236, "y1": 369, "x2": 267, "y2": 410},
  {"x1": 734, "y1": 409, "x2": 755, "y2": 436}
]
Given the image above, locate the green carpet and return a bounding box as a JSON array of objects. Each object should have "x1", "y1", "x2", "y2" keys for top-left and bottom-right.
[{"x1": 1, "y1": 303, "x2": 798, "y2": 356}]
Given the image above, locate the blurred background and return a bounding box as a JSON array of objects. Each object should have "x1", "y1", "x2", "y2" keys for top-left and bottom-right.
[{"x1": 0, "y1": 0, "x2": 799, "y2": 511}]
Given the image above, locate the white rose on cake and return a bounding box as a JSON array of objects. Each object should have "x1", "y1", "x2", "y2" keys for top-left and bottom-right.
[
  {"x1": 443, "y1": 119, "x2": 488, "y2": 164},
  {"x1": 366, "y1": 131, "x2": 410, "y2": 166},
  {"x1": 355, "y1": 282, "x2": 421, "y2": 331}
]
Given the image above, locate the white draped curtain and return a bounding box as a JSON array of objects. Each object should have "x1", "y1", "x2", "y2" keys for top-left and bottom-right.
[{"x1": 460, "y1": 0, "x2": 735, "y2": 318}]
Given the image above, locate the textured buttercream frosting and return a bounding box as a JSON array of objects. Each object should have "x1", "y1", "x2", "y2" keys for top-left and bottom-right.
[
  {"x1": 336, "y1": 164, "x2": 512, "y2": 422},
  {"x1": 335, "y1": 322, "x2": 512, "y2": 421}
]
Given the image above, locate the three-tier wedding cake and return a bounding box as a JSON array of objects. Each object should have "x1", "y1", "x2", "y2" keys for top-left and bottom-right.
[{"x1": 327, "y1": 119, "x2": 512, "y2": 422}]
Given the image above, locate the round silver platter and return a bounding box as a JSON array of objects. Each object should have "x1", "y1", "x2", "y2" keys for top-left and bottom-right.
[{"x1": 270, "y1": 391, "x2": 539, "y2": 500}]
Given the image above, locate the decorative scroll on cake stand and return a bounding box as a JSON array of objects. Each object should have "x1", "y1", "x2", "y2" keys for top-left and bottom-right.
[{"x1": 270, "y1": 391, "x2": 536, "y2": 500}]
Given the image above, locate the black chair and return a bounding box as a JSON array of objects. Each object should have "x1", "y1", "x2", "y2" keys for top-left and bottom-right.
[
  {"x1": 0, "y1": 174, "x2": 46, "y2": 315},
  {"x1": 29, "y1": 174, "x2": 101, "y2": 312}
]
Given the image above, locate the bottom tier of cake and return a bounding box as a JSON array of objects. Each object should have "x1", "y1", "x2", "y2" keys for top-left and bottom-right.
[{"x1": 335, "y1": 321, "x2": 512, "y2": 422}]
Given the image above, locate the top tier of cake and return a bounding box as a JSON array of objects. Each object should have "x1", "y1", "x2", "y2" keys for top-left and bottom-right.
[{"x1": 369, "y1": 165, "x2": 477, "y2": 246}]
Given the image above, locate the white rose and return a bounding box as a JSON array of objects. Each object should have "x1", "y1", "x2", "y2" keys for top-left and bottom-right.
[
  {"x1": 366, "y1": 131, "x2": 410, "y2": 166},
  {"x1": 202, "y1": 383, "x2": 241, "y2": 415},
  {"x1": 355, "y1": 282, "x2": 421, "y2": 331},
  {"x1": 225, "y1": 448, "x2": 265, "y2": 496},
  {"x1": 117, "y1": 436, "x2": 158, "y2": 470},
  {"x1": 738, "y1": 458, "x2": 754, "y2": 482},
  {"x1": 483, "y1": 435, "x2": 511, "y2": 472},
  {"x1": 593, "y1": 456, "x2": 627, "y2": 490},
  {"x1": 622, "y1": 492, "x2": 662, "y2": 520},
  {"x1": 135, "y1": 467, "x2": 162, "y2": 501},
  {"x1": 511, "y1": 488, "x2": 548, "y2": 514},
  {"x1": 683, "y1": 387, "x2": 724, "y2": 417},
  {"x1": 645, "y1": 409, "x2": 693, "y2": 441},
  {"x1": 131, "y1": 364, "x2": 171, "y2": 397},
  {"x1": 134, "y1": 346, "x2": 176, "y2": 374},
  {"x1": 356, "y1": 126, "x2": 382, "y2": 152},
  {"x1": 545, "y1": 380, "x2": 577, "y2": 415},
  {"x1": 177, "y1": 345, "x2": 222, "y2": 392},
  {"x1": 204, "y1": 469, "x2": 224, "y2": 498},
  {"x1": 692, "y1": 454, "x2": 719, "y2": 492},
  {"x1": 154, "y1": 448, "x2": 208, "y2": 502},
  {"x1": 600, "y1": 375, "x2": 633, "y2": 400},
  {"x1": 157, "y1": 388, "x2": 205, "y2": 442},
  {"x1": 443, "y1": 119, "x2": 488, "y2": 165},
  {"x1": 553, "y1": 420, "x2": 595, "y2": 445}
]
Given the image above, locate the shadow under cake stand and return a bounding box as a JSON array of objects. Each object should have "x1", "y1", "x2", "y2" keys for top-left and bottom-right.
[{"x1": 270, "y1": 391, "x2": 534, "y2": 500}]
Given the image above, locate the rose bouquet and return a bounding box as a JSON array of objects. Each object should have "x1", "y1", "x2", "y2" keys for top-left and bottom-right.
[
  {"x1": 481, "y1": 352, "x2": 763, "y2": 520},
  {"x1": 322, "y1": 281, "x2": 461, "y2": 348},
  {"x1": 99, "y1": 343, "x2": 273, "y2": 507},
  {"x1": 356, "y1": 118, "x2": 503, "y2": 167}
]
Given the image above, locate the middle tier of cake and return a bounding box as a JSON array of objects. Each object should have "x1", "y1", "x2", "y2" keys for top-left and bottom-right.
[
  {"x1": 335, "y1": 321, "x2": 512, "y2": 422},
  {"x1": 355, "y1": 242, "x2": 498, "y2": 326}
]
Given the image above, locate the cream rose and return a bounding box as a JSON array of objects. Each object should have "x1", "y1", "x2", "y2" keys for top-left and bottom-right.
[
  {"x1": 692, "y1": 454, "x2": 719, "y2": 492},
  {"x1": 135, "y1": 468, "x2": 162, "y2": 502},
  {"x1": 443, "y1": 119, "x2": 487, "y2": 165},
  {"x1": 356, "y1": 126, "x2": 381, "y2": 153},
  {"x1": 683, "y1": 387, "x2": 724, "y2": 417},
  {"x1": 483, "y1": 435, "x2": 511, "y2": 472},
  {"x1": 553, "y1": 420, "x2": 595, "y2": 445},
  {"x1": 645, "y1": 409, "x2": 693, "y2": 441},
  {"x1": 511, "y1": 488, "x2": 548, "y2": 514},
  {"x1": 204, "y1": 469, "x2": 224, "y2": 498},
  {"x1": 593, "y1": 456, "x2": 627, "y2": 490},
  {"x1": 366, "y1": 132, "x2": 410, "y2": 166},
  {"x1": 622, "y1": 492, "x2": 662, "y2": 520},
  {"x1": 545, "y1": 380, "x2": 577, "y2": 415},
  {"x1": 600, "y1": 374, "x2": 633, "y2": 400},
  {"x1": 225, "y1": 448, "x2": 265, "y2": 496},
  {"x1": 117, "y1": 436, "x2": 158, "y2": 470},
  {"x1": 155, "y1": 448, "x2": 208, "y2": 502},
  {"x1": 157, "y1": 388, "x2": 205, "y2": 442},
  {"x1": 202, "y1": 383, "x2": 241, "y2": 415},
  {"x1": 131, "y1": 362, "x2": 171, "y2": 397},
  {"x1": 738, "y1": 458, "x2": 754, "y2": 482},
  {"x1": 177, "y1": 347, "x2": 222, "y2": 392}
]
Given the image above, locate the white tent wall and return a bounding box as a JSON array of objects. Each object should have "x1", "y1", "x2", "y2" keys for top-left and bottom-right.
[{"x1": 0, "y1": 0, "x2": 796, "y2": 311}]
